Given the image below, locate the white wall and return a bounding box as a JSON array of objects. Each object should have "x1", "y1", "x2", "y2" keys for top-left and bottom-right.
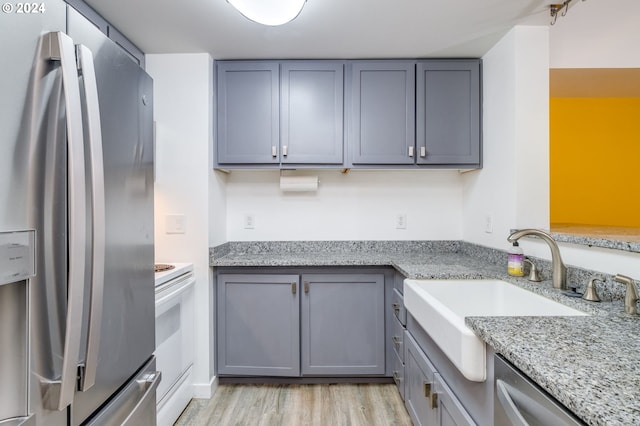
[
  {"x1": 464, "y1": 25, "x2": 640, "y2": 277},
  {"x1": 146, "y1": 53, "x2": 215, "y2": 397},
  {"x1": 463, "y1": 26, "x2": 549, "y2": 250},
  {"x1": 549, "y1": 0, "x2": 640, "y2": 68},
  {"x1": 225, "y1": 169, "x2": 464, "y2": 241}
]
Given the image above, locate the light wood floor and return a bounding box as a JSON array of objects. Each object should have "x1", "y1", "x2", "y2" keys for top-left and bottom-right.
[{"x1": 174, "y1": 383, "x2": 412, "y2": 426}]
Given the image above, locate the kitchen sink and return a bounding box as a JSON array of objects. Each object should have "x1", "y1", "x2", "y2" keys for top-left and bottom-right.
[{"x1": 403, "y1": 279, "x2": 588, "y2": 382}]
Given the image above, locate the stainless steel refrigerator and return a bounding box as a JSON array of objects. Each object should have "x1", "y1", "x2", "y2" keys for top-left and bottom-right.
[{"x1": 1, "y1": 1, "x2": 158, "y2": 424}]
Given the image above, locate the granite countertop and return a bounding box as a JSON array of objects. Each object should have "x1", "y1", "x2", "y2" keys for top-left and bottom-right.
[{"x1": 210, "y1": 240, "x2": 639, "y2": 426}]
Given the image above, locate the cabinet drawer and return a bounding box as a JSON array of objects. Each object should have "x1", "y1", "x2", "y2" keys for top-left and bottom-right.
[
  {"x1": 392, "y1": 345, "x2": 405, "y2": 401},
  {"x1": 391, "y1": 314, "x2": 405, "y2": 362},
  {"x1": 392, "y1": 288, "x2": 406, "y2": 326}
]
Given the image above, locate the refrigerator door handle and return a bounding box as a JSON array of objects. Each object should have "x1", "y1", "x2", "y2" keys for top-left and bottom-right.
[
  {"x1": 76, "y1": 43, "x2": 106, "y2": 393},
  {"x1": 42, "y1": 32, "x2": 88, "y2": 411}
]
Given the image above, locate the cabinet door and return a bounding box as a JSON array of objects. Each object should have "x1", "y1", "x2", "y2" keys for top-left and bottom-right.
[
  {"x1": 434, "y1": 373, "x2": 476, "y2": 426},
  {"x1": 300, "y1": 274, "x2": 385, "y2": 375},
  {"x1": 404, "y1": 332, "x2": 438, "y2": 426},
  {"x1": 280, "y1": 62, "x2": 344, "y2": 164},
  {"x1": 416, "y1": 60, "x2": 481, "y2": 166},
  {"x1": 350, "y1": 62, "x2": 416, "y2": 165},
  {"x1": 217, "y1": 274, "x2": 300, "y2": 376},
  {"x1": 216, "y1": 62, "x2": 280, "y2": 164}
]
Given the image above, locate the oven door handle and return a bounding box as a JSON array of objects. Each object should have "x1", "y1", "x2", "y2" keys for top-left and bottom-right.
[
  {"x1": 496, "y1": 379, "x2": 530, "y2": 426},
  {"x1": 156, "y1": 276, "x2": 195, "y2": 307}
]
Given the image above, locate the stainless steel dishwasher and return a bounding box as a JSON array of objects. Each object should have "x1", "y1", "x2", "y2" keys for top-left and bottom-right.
[{"x1": 494, "y1": 355, "x2": 585, "y2": 426}]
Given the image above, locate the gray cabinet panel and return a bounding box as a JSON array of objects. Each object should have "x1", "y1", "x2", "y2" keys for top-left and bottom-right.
[
  {"x1": 416, "y1": 60, "x2": 481, "y2": 166},
  {"x1": 405, "y1": 331, "x2": 438, "y2": 426},
  {"x1": 350, "y1": 62, "x2": 415, "y2": 165},
  {"x1": 435, "y1": 373, "x2": 476, "y2": 426},
  {"x1": 217, "y1": 274, "x2": 300, "y2": 376},
  {"x1": 391, "y1": 315, "x2": 406, "y2": 400},
  {"x1": 216, "y1": 62, "x2": 280, "y2": 164},
  {"x1": 281, "y1": 62, "x2": 344, "y2": 164},
  {"x1": 301, "y1": 274, "x2": 385, "y2": 375}
]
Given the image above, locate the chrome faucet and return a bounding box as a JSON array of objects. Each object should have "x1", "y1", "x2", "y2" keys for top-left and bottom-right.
[
  {"x1": 613, "y1": 274, "x2": 639, "y2": 315},
  {"x1": 507, "y1": 229, "x2": 567, "y2": 290}
]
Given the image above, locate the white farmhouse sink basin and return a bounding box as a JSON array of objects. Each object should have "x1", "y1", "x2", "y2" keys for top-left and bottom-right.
[{"x1": 403, "y1": 279, "x2": 588, "y2": 382}]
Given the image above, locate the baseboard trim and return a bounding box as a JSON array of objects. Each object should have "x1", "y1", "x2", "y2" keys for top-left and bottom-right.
[{"x1": 192, "y1": 375, "x2": 218, "y2": 399}]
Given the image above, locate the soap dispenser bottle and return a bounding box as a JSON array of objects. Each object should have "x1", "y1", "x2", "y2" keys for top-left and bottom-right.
[{"x1": 507, "y1": 242, "x2": 524, "y2": 277}]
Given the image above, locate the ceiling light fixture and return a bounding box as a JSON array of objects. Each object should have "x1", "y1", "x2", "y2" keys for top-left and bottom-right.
[{"x1": 227, "y1": 0, "x2": 306, "y2": 26}]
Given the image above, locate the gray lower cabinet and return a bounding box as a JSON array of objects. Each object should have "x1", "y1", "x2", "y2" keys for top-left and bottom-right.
[
  {"x1": 301, "y1": 274, "x2": 385, "y2": 375},
  {"x1": 391, "y1": 284, "x2": 407, "y2": 399},
  {"x1": 434, "y1": 374, "x2": 476, "y2": 426},
  {"x1": 405, "y1": 331, "x2": 438, "y2": 426},
  {"x1": 404, "y1": 331, "x2": 475, "y2": 426},
  {"x1": 216, "y1": 274, "x2": 300, "y2": 376},
  {"x1": 416, "y1": 60, "x2": 481, "y2": 166},
  {"x1": 349, "y1": 61, "x2": 415, "y2": 165},
  {"x1": 217, "y1": 272, "x2": 385, "y2": 377}
]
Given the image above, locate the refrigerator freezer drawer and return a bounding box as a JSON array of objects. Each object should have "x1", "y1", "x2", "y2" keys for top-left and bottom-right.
[{"x1": 84, "y1": 357, "x2": 160, "y2": 426}]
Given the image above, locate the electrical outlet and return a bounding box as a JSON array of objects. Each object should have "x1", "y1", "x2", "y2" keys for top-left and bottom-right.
[
  {"x1": 244, "y1": 214, "x2": 255, "y2": 229},
  {"x1": 396, "y1": 213, "x2": 407, "y2": 229},
  {"x1": 484, "y1": 213, "x2": 493, "y2": 233}
]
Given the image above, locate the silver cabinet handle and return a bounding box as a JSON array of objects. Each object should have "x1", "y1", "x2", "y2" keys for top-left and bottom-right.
[
  {"x1": 272, "y1": 146, "x2": 278, "y2": 157},
  {"x1": 76, "y1": 44, "x2": 106, "y2": 393},
  {"x1": 408, "y1": 146, "x2": 414, "y2": 157},
  {"x1": 43, "y1": 32, "x2": 87, "y2": 411},
  {"x1": 496, "y1": 380, "x2": 530, "y2": 426},
  {"x1": 420, "y1": 146, "x2": 427, "y2": 157},
  {"x1": 282, "y1": 145, "x2": 288, "y2": 156}
]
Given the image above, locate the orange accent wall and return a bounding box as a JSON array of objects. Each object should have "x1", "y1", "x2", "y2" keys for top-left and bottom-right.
[{"x1": 550, "y1": 97, "x2": 640, "y2": 227}]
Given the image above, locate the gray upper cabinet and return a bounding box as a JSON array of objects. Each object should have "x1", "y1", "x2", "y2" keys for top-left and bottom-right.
[
  {"x1": 216, "y1": 61, "x2": 344, "y2": 166},
  {"x1": 300, "y1": 274, "x2": 385, "y2": 375},
  {"x1": 216, "y1": 274, "x2": 300, "y2": 376},
  {"x1": 416, "y1": 60, "x2": 481, "y2": 166},
  {"x1": 216, "y1": 62, "x2": 280, "y2": 165},
  {"x1": 215, "y1": 59, "x2": 481, "y2": 168},
  {"x1": 349, "y1": 61, "x2": 415, "y2": 165},
  {"x1": 281, "y1": 62, "x2": 344, "y2": 165},
  {"x1": 65, "y1": 1, "x2": 145, "y2": 67}
]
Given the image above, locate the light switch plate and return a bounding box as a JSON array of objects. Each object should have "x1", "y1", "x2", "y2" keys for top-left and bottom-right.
[{"x1": 166, "y1": 214, "x2": 186, "y2": 234}]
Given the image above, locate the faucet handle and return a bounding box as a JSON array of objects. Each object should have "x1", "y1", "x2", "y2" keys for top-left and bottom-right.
[
  {"x1": 582, "y1": 276, "x2": 604, "y2": 302},
  {"x1": 523, "y1": 258, "x2": 542, "y2": 282},
  {"x1": 614, "y1": 274, "x2": 639, "y2": 315}
]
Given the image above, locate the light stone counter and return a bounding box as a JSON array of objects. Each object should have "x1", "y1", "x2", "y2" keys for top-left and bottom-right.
[{"x1": 210, "y1": 240, "x2": 639, "y2": 426}]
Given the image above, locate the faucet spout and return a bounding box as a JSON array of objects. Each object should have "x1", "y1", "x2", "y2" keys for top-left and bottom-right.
[{"x1": 507, "y1": 229, "x2": 567, "y2": 290}]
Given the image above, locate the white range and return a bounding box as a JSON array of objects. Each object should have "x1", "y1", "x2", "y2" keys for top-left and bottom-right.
[{"x1": 154, "y1": 263, "x2": 195, "y2": 426}]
